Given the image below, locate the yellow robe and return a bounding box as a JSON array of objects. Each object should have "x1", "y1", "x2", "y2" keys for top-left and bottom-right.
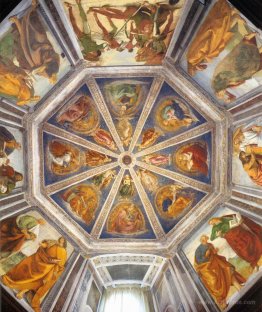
[
  {"x1": 0, "y1": 67, "x2": 33, "y2": 105},
  {"x1": 187, "y1": 0, "x2": 235, "y2": 75},
  {"x1": 2, "y1": 243, "x2": 67, "y2": 312}
]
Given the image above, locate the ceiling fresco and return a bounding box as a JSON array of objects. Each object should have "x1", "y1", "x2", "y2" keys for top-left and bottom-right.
[
  {"x1": 40, "y1": 75, "x2": 213, "y2": 241},
  {"x1": 1, "y1": 1, "x2": 261, "y2": 311},
  {"x1": 0, "y1": 1, "x2": 71, "y2": 108},
  {"x1": 178, "y1": 0, "x2": 262, "y2": 107},
  {"x1": 61, "y1": 0, "x2": 185, "y2": 66}
]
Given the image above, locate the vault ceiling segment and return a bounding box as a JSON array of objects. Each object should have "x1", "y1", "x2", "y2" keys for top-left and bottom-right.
[
  {"x1": 135, "y1": 123, "x2": 213, "y2": 158},
  {"x1": 43, "y1": 123, "x2": 119, "y2": 158},
  {"x1": 136, "y1": 161, "x2": 211, "y2": 194},
  {"x1": 129, "y1": 168, "x2": 166, "y2": 240},
  {"x1": 46, "y1": 162, "x2": 119, "y2": 195},
  {"x1": 128, "y1": 77, "x2": 164, "y2": 152},
  {"x1": 88, "y1": 78, "x2": 125, "y2": 153},
  {"x1": 91, "y1": 168, "x2": 125, "y2": 239}
]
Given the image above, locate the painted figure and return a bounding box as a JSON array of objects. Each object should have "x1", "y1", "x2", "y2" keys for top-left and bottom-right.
[
  {"x1": 155, "y1": 185, "x2": 192, "y2": 219},
  {"x1": 143, "y1": 153, "x2": 171, "y2": 166},
  {"x1": 186, "y1": 0, "x2": 262, "y2": 102},
  {"x1": 2, "y1": 237, "x2": 67, "y2": 312},
  {"x1": 194, "y1": 235, "x2": 245, "y2": 309},
  {"x1": 212, "y1": 33, "x2": 262, "y2": 102},
  {"x1": 0, "y1": 126, "x2": 21, "y2": 167},
  {"x1": 233, "y1": 121, "x2": 262, "y2": 187},
  {"x1": 175, "y1": 142, "x2": 208, "y2": 176},
  {"x1": 57, "y1": 95, "x2": 100, "y2": 134},
  {"x1": 209, "y1": 214, "x2": 262, "y2": 269},
  {"x1": 64, "y1": 0, "x2": 104, "y2": 62},
  {"x1": 92, "y1": 169, "x2": 116, "y2": 189},
  {"x1": 107, "y1": 202, "x2": 145, "y2": 235},
  {"x1": 137, "y1": 128, "x2": 162, "y2": 150},
  {"x1": 84, "y1": 150, "x2": 111, "y2": 167},
  {"x1": 119, "y1": 175, "x2": 135, "y2": 198},
  {"x1": 137, "y1": 169, "x2": 159, "y2": 193},
  {"x1": 91, "y1": 128, "x2": 117, "y2": 151},
  {"x1": 116, "y1": 118, "x2": 133, "y2": 147},
  {"x1": 48, "y1": 140, "x2": 112, "y2": 175},
  {"x1": 48, "y1": 140, "x2": 81, "y2": 175},
  {"x1": 61, "y1": 184, "x2": 99, "y2": 224},
  {"x1": 0, "y1": 164, "x2": 23, "y2": 196},
  {"x1": 88, "y1": 2, "x2": 178, "y2": 65},
  {"x1": 156, "y1": 97, "x2": 197, "y2": 132},
  {"x1": 9, "y1": 1, "x2": 60, "y2": 84},
  {"x1": 105, "y1": 81, "x2": 142, "y2": 116},
  {"x1": 186, "y1": 0, "x2": 246, "y2": 76},
  {"x1": 238, "y1": 151, "x2": 262, "y2": 186},
  {"x1": 233, "y1": 122, "x2": 262, "y2": 155},
  {"x1": 0, "y1": 0, "x2": 61, "y2": 105},
  {"x1": 0, "y1": 126, "x2": 21, "y2": 156},
  {"x1": 0, "y1": 215, "x2": 45, "y2": 259},
  {"x1": 0, "y1": 58, "x2": 39, "y2": 105}
]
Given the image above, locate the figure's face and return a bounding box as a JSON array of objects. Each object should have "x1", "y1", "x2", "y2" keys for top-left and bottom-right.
[
  {"x1": 178, "y1": 154, "x2": 188, "y2": 162},
  {"x1": 200, "y1": 236, "x2": 208, "y2": 244},
  {"x1": 234, "y1": 132, "x2": 244, "y2": 145},
  {"x1": 0, "y1": 184, "x2": 7, "y2": 194},
  {"x1": 60, "y1": 103, "x2": 85, "y2": 122},
  {"x1": 209, "y1": 219, "x2": 219, "y2": 225},
  {"x1": 166, "y1": 108, "x2": 175, "y2": 120},
  {"x1": 59, "y1": 237, "x2": 65, "y2": 246},
  {"x1": 141, "y1": 21, "x2": 153, "y2": 35}
]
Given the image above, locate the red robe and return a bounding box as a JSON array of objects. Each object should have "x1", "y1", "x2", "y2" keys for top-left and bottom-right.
[
  {"x1": 224, "y1": 216, "x2": 262, "y2": 267},
  {"x1": 183, "y1": 143, "x2": 208, "y2": 176},
  {"x1": 0, "y1": 217, "x2": 26, "y2": 253}
]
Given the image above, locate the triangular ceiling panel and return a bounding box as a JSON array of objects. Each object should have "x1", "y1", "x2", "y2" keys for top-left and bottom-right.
[
  {"x1": 50, "y1": 167, "x2": 120, "y2": 234},
  {"x1": 100, "y1": 170, "x2": 157, "y2": 239},
  {"x1": 134, "y1": 167, "x2": 207, "y2": 233}
]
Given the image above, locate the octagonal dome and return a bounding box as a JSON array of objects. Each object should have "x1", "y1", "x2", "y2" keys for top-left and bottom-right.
[
  {"x1": 24, "y1": 64, "x2": 228, "y2": 253},
  {"x1": 1, "y1": 1, "x2": 261, "y2": 312}
]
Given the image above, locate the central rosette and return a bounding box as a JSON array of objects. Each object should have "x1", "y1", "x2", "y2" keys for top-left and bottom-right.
[
  {"x1": 119, "y1": 152, "x2": 135, "y2": 168},
  {"x1": 122, "y1": 155, "x2": 132, "y2": 165}
]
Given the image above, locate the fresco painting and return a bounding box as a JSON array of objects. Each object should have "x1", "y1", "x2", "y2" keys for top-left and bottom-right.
[
  {"x1": 100, "y1": 170, "x2": 156, "y2": 239},
  {"x1": 134, "y1": 82, "x2": 206, "y2": 153},
  {"x1": 183, "y1": 207, "x2": 262, "y2": 310},
  {"x1": 0, "y1": 210, "x2": 73, "y2": 312},
  {"x1": 180, "y1": 0, "x2": 262, "y2": 105},
  {"x1": 96, "y1": 77, "x2": 153, "y2": 149},
  {"x1": 135, "y1": 168, "x2": 206, "y2": 233},
  {"x1": 62, "y1": 0, "x2": 185, "y2": 66},
  {"x1": 0, "y1": 1, "x2": 70, "y2": 107},
  {"x1": 139, "y1": 132, "x2": 212, "y2": 184},
  {"x1": 232, "y1": 117, "x2": 262, "y2": 189},
  {"x1": 0, "y1": 125, "x2": 24, "y2": 196},
  {"x1": 43, "y1": 132, "x2": 115, "y2": 185},
  {"x1": 48, "y1": 85, "x2": 118, "y2": 152},
  {"x1": 51, "y1": 168, "x2": 119, "y2": 233}
]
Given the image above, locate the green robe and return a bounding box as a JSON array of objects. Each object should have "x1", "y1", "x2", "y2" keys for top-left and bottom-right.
[{"x1": 210, "y1": 217, "x2": 233, "y2": 240}]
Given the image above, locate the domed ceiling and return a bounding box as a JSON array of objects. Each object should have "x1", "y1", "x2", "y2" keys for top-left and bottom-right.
[
  {"x1": 1, "y1": 0, "x2": 262, "y2": 311},
  {"x1": 26, "y1": 62, "x2": 225, "y2": 253},
  {"x1": 6, "y1": 0, "x2": 234, "y2": 253}
]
